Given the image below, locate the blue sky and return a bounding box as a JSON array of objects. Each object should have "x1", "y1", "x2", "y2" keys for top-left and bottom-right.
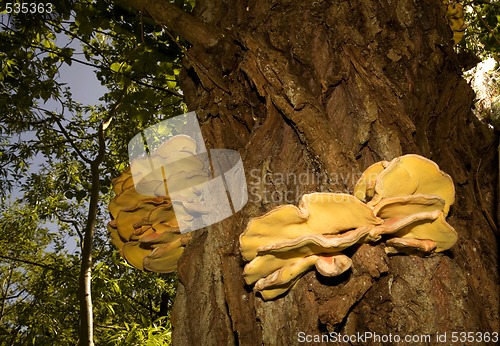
[{"x1": 56, "y1": 37, "x2": 108, "y2": 105}]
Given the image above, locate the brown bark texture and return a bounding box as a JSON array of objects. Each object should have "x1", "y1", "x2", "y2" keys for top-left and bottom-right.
[{"x1": 125, "y1": 0, "x2": 499, "y2": 344}]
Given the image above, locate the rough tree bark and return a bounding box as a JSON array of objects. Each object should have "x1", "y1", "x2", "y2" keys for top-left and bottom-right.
[{"x1": 122, "y1": 0, "x2": 498, "y2": 344}]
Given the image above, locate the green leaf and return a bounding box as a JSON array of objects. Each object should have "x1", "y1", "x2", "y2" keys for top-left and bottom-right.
[{"x1": 110, "y1": 62, "x2": 122, "y2": 73}]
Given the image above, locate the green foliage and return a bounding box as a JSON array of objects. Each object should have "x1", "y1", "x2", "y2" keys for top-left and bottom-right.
[
  {"x1": 463, "y1": 1, "x2": 500, "y2": 60},
  {"x1": 0, "y1": 0, "x2": 189, "y2": 344},
  {"x1": 101, "y1": 317, "x2": 172, "y2": 346},
  {"x1": 0, "y1": 201, "x2": 79, "y2": 344}
]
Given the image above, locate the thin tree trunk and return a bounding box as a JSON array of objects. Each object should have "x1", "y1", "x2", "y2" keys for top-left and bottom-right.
[
  {"x1": 78, "y1": 125, "x2": 105, "y2": 346},
  {"x1": 121, "y1": 0, "x2": 499, "y2": 344}
]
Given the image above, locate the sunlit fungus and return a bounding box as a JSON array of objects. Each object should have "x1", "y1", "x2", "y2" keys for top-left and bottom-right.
[
  {"x1": 107, "y1": 135, "x2": 208, "y2": 273},
  {"x1": 240, "y1": 154, "x2": 457, "y2": 300}
]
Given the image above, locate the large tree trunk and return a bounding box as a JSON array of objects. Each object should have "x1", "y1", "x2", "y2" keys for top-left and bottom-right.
[{"x1": 125, "y1": 0, "x2": 498, "y2": 344}]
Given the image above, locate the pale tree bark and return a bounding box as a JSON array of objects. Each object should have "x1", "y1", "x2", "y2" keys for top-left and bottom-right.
[
  {"x1": 77, "y1": 124, "x2": 105, "y2": 346},
  {"x1": 121, "y1": 0, "x2": 498, "y2": 344}
]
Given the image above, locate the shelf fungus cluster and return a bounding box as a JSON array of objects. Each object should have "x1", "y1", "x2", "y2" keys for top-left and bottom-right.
[
  {"x1": 239, "y1": 154, "x2": 457, "y2": 300},
  {"x1": 445, "y1": 1, "x2": 466, "y2": 45},
  {"x1": 108, "y1": 135, "x2": 209, "y2": 273}
]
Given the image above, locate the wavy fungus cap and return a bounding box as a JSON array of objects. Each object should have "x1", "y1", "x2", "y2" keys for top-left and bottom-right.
[
  {"x1": 240, "y1": 154, "x2": 457, "y2": 300},
  {"x1": 363, "y1": 154, "x2": 455, "y2": 215},
  {"x1": 107, "y1": 135, "x2": 208, "y2": 273}
]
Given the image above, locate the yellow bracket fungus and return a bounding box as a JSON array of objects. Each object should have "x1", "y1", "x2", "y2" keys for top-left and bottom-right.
[
  {"x1": 445, "y1": 1, "x2": 466, "y2": 45},
  {"x1": 240, "y1": 193, "x2": 382, "y2": 261},
  {"x1": 353, "y1": 161, "x2": 388, "y2": 201},
  {"x1": 240, "y1": 154, "x2": 457, "y2": 300},
  {"x1": 107, "y1": 135, "x2": 207, "y2": 273}
]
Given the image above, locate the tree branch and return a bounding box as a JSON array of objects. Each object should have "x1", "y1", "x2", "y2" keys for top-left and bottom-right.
[
  {"x1": 0, "y1": 267, "x2": 13, "y2": 323},
  {"x1": 0, "y1": 292, "x2": 23, "y2": 301},
  {"x1": 117, "y1": 0, "x2": 224, "y2": 48},
  {"x1": 26, "y1": 40, "x2": 184, "y2": 98},
  {"x1": 54, "y1": 211, "x2": 84, "y2": 244},
  {"x1": 0, "y1": 254, "x2": 51, "y2": 269}
]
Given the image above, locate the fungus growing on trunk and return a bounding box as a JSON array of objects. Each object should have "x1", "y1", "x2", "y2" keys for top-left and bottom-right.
[
  {"x1": 107, "y1": 135, "x2": 205, "y2": 273},
  {"x1": 240, "y1": 154, "x2": 457, "y2": 300},
  {"x1": 315, "y1": 254, "x2": 353, "y2": 277},
  {"x1": 239, "y1": 194, "x2": 384, "y2": 300},
  {"x1": 365, "y1": 154, "x2": 455, "y2": 215},
  {"x1": 353, "y1": 160, "x2": 388, "y2": 201},
  {"x1": 386, "y1": 213, "x2": 457, "y2": 253},
  {"x1": 240, "y1": 193, "x2": 383, "y2": 261}
]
